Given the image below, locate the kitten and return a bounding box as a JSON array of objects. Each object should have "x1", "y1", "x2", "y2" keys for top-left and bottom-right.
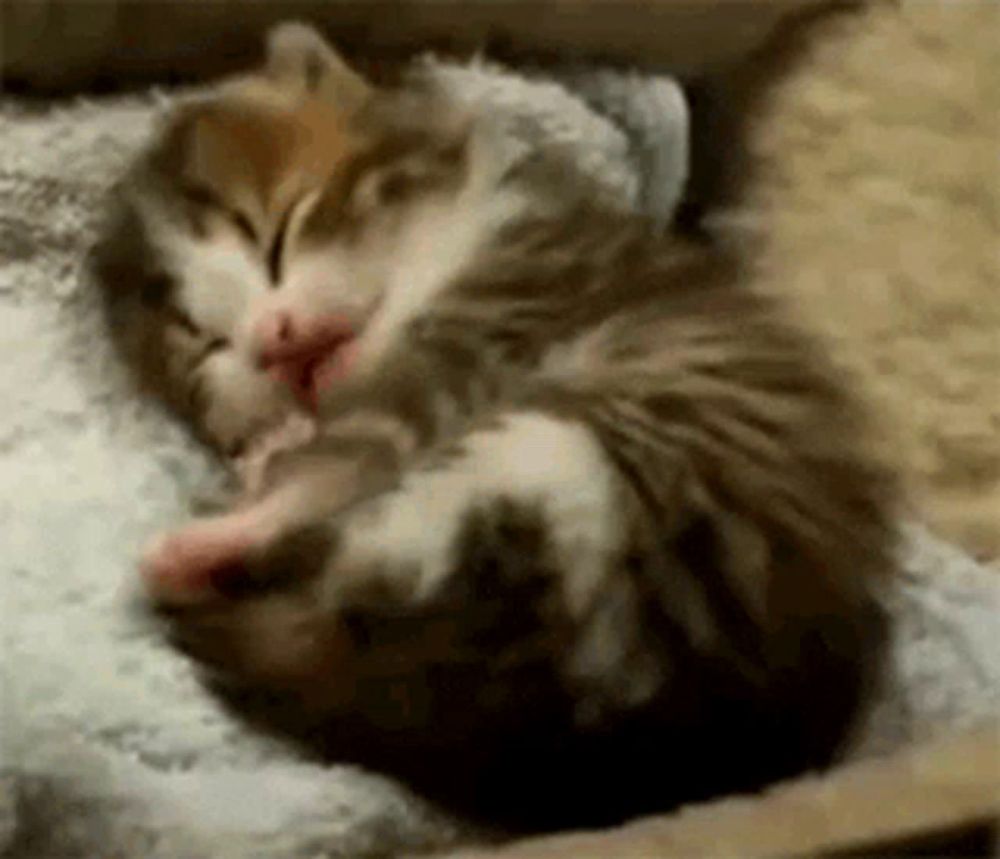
[{"x1": 92, "y1": 23, "x2": 896, "y2": 830}]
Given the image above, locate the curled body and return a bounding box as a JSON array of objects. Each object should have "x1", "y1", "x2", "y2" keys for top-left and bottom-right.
[{"x1": 93, "y1": 24, "x2": 896, "y2": 829}]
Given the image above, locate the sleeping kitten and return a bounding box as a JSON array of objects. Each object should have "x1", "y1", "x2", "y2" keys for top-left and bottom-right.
[{"x1": 92, "y1": 23, "x2": 896, "y2": 830}]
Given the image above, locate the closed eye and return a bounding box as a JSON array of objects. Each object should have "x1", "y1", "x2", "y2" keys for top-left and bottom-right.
[
  {"x1": 267, "y1": 204, "x2": 294, "y2": 285},
  {"x1": 229, "y1": 211, "x2": 259, "y2": 244},
  {"x1": 165, "y1": 304, "x2": 230, "y2": 368},
  {"x1": 196, "y1": 336, "x2": 229, "y2": 364},
  {"x1": 181, "y1": 184, "x2": 259, "y2": 245},
  {"x1": 186, "y1": 337, "x2": 229, "y2": 415},
  {"x1": 165, "y1": 303, "x2": 201, "y2": 337}
]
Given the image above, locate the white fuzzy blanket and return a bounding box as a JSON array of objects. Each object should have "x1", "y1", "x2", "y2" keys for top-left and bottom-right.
[{"x1": 1, "y1": 57, "x2": 997, "y2": 858}]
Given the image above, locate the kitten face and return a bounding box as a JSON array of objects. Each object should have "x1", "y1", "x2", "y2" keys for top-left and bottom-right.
[{"x1": 94, "y1": 24, "x2": 500, "y2": 456}]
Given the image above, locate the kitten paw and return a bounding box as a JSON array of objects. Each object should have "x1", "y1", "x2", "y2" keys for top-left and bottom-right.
[
  {"x1": 140, "y1": 512, "x2": 263, "y2": 605},
  {"x1": 140, "y1": 503, "x2": 335, "y2": 607}
]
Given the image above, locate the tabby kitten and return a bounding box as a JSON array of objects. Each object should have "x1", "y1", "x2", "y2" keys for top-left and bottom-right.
[{"x1": 92, "y1": 23, "x2": 895, "y2": 830}]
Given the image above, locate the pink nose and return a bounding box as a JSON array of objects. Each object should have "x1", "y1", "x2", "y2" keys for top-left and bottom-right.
[{"x1": 251, "y1": 307, "x2": 357, "y2": 369}]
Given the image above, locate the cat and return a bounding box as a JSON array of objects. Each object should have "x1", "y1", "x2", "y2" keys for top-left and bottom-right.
[{"x1": 91, "y1": 23, "x2": 896, "y2": 830}]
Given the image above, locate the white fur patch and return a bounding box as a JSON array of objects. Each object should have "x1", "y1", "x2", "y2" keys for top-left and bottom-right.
[
  {"x1": 151, "y1": 213, "x2": 268, "y2": 341},
  {"x1": 274, "y1": 244, "x2": 383, "y2": 334},
  {"x1": 177, "y1": 249, "x2": 263, "y2": 338},
  {"x1": 355, "y1": 185, "x2": 525, "y2": 368},
  {"x1": 198, "y1": 350, "x2": 294, "y2": 449},
  {"x1": 337, "y1": 412, "x2": 623, "y2": 615}
]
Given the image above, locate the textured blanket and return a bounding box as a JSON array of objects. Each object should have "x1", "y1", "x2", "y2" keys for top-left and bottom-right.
[{"x1": 1, "y1": 56, "x2": 998, "y2": 858}]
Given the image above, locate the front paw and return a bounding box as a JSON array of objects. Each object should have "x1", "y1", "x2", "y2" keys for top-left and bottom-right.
[
  {"x1": 145, "y1": 520, "x2": 348, "y2": 701},
  {"x1": 140, "y1": 507, "x2": 337, "y2": 608},
  {"x1": 140, "y1": 516, "x2": 258, "y2": 606}
]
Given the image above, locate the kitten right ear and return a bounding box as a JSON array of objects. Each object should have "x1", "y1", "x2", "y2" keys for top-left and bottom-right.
[{"x1": 264, "y1": 21, "x2": 372, "y2": 112}]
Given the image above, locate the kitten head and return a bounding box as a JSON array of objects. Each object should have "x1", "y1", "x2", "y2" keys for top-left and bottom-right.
[{"x1": 92, "y1": 23, "x2": 492, "y2": 456}]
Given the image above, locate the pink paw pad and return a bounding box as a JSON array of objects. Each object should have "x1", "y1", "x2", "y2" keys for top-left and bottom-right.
[{"x1": 140, "y1": 513, "x2": 262, "y2": 605}]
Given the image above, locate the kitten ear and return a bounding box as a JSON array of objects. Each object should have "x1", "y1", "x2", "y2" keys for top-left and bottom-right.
[{"x1": 264, "y1": 21, "x2": 371, "y2": 112}]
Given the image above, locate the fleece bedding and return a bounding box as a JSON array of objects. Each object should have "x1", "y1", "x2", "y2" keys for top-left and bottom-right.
[{"x1": 1, "y1": 53, "x2": 998, "y2": 858}]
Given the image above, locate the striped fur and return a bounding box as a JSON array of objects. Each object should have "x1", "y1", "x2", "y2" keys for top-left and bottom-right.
[{"x1": 93, "y1": 24, "x2": 896, "y2": 829}]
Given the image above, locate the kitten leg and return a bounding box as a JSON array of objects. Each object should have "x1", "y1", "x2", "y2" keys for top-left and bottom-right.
[
  {"x1": 140, "y1": 460, "x2": 350, "y2": 605},
  {"x1": 160, "y1": 410, "x2": 649, "y2": 710},
  {"x1": 140, "y1": 503, "x2": 282, "y2": 605},
  {"x1": 141, "y1": 409, "x2": 620, "y2": 605}
]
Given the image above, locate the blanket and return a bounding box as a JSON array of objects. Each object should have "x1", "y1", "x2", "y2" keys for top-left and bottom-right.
[{"x1": 1, "y1": 54, "x2": 998, "y2": 858}]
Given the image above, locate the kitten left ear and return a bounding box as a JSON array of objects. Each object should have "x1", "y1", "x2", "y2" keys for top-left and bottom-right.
[{"x1": 264, "y1": 21, "x2": 372, "y2": 112}]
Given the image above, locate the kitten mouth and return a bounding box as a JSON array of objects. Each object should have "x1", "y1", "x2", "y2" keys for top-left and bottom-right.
[{"x1": 267, "y1": 336, "x2": 357, "y2": 412}]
